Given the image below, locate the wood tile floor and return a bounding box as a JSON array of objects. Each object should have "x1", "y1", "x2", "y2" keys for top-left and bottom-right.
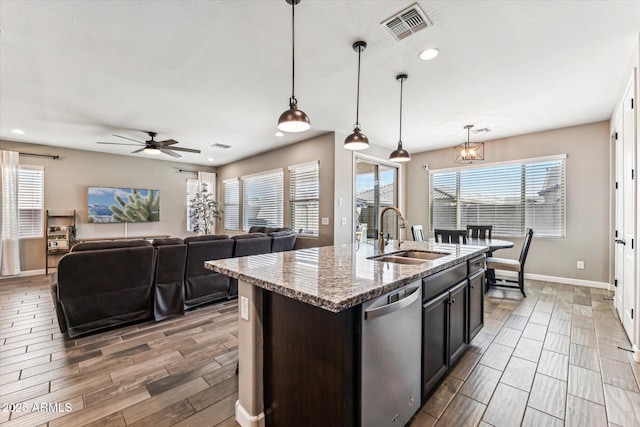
[
  {"x1": 1, "y1": 276, "x2": 639, "y2": 426},
  {"x1": 413, "y1": 280, "x2": 640, "y2": 427}
]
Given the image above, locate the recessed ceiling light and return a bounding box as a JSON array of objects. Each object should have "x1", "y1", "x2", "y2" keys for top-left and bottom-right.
[
  {"x1": 275, "y1": 131, "x2": 284, "y2": 137},
  {"x1": 208, "y1": 158, "x2": 214, "y2": 162},
  {"x1": 11, "y1": 129, "x2": 25, "y2": 134},
  {"x1": 418, "y1": 48, "x2": 440, "y2": 61}
]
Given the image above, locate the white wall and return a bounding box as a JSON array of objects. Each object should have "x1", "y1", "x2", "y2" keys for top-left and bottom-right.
[
  {"x1": 1, "y1": 140, "x2": 215, "y2": 272},
  {"x1": 405, "y1": 121, "x2": 611, "y2": 285}
]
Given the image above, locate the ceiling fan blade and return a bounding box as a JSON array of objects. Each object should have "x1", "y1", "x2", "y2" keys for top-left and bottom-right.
[
  {"x1": 166, "y1": 146, "x2": 201, "y2": 154},
  {"x1": 131, "y1": 147, "x2": 146, "y2": 153},
  {"x1": 160, "y1": 148, "x2": 181, "y2": 158},
  {"x1": 157, "y1": 139, "x2": 179, "y2": 146},
  {"x1": 97, "y1": 142, "x2": 142, "y2": 146},
  {"x1": 113, "y1": 134, "x2": 145, "y2": 144}
]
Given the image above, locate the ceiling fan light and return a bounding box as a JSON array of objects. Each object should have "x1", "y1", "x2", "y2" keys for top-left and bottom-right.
[
  {"x1": 344, "y1": 127, "x2": 369, "y2": 150},
  {"x1": 277, "y1": 102, "x2": 311, "y2": 132},
  {"x1": 144, "y1": 148, "x2": 161, "y2": 155}
]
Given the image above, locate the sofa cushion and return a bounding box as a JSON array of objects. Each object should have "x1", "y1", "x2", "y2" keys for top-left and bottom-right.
[
  {"x1": 269, "y1": 229, "x2": 295, "y2": 237},
  {"x1": 152, "y1": 237, "x2": 184, "y2": 246},
  {"x1": 232, "y1": 232, "x2": 268, "y2": 240},
  {"x1": 71, "y1": 240, "x2": 151, "y2": 252},
  {"x1": 184, "y1": 234, "x2": 229, "y2": 244},
  {"x1": 248, "y1": 226, "x2": 266, "y2": 233}
]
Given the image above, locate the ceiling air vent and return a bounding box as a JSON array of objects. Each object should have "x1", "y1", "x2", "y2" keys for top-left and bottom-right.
[
  {"x1": 471, "y1": 127, "x2": 492, "y2": 134},
  {"x1": 211, "y1": 143, "x2": 231, "y2": 149},
  {"x1": 382, "y1": 3, "x2": 432, "y2": 42}
]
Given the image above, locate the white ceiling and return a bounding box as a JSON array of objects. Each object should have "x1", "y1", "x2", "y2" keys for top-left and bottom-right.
[{"x1": 1, "y1": 1, "x2": 639, "y2": 166}]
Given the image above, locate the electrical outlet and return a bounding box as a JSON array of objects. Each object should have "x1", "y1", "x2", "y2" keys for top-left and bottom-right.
[
  {"x1": 577, "y1": 261, "x2": 585, "y2": 270},
  {"x1": 341, "y1": 218, "x2": 347, "y2": 226},
  {"x1": 240, "y1": 296, "x2": 249, "y2": 320}
]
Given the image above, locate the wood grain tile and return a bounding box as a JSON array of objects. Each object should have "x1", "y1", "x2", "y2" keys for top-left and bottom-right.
[
  {"x1": 570, "y1": 343, "x2": 601, "y2": 372},
  {"x1": 500, "y1": 356, "x2": 537, "y2": 392},
  {"x1": 492, "y1": 327, "x2": 522, "y2": 348},
  {"x1": 543, "y1": 331, "x2": 570, "y2": 355},
  {"x1": 468, "y1": 332, "x2": 493, "y2": 355},
  {"x1": 458, "y1": 363, "x2": 502, "y2": 404},
  {"x1": 600, "y1": 358, "x2": 640, "y2": 393},
  {"x1": 513, "y1": 337, "x2": 544, "y2": 363},
  {"x1": 568, "y1": 364, "x2": 605, "y2": 404},
  {"x1": 482, "y1": 383, "x2": 528, "y2": 427},
  {"x1": 521, "y1": 407, "x2": 563, "y2": 427},
  {"x1": 449, "y1": 349, "x2": 482, "y2": 381},
  {"x1": 482, "y1": 318, "x2": 505, "y2": 336},
  {"x1": 529, "y1": 311, "x2": 551, "y2": 326},
  {"x1": 512, "y1": 304, "x2": 534, "y2": 317},
  {"x1": 565, "y1": 394, "x2": 607, "y2": 427},
  {"x1": 603, "y1": 383, "x2": 640, "y2": 427},
  {"x1": 83, "y1": 411, "x2": 127, "y2": 427},
  {"x1": 422, "y1": 376, "x2": 464, "y2": 418},
  {"x1": 547, "y1": 318, "x2": 571, "y2": 336},
  {"x1": 410, "y1": 410, "x2": 437, "y2": 427},
  {"x1": 479, "y1": 342, "x2": 513, "y2": 371},
  {"x1": 126, "y1": 399, "x2": 195, "y2": 427},
  {"x1": 505, "y1": 314, "x2": 529, "y2": 331},
  {"x1": 528, "y1": 373, "x2": 567, "y2": 419},
  {"x1": 571, "y1": 326, "x2": 598, "y2": 348},
  {"x1": 434, "y1": 393, "x2": 485, "y2": 427},
  {"x1": 171, "y1": 393, "x2": 236, "y2": 427},
  {"x1": 188, "y1": 375, "x2": 238, "y2": 411},
  {"x1": 522, "y1": 322, "x2": 547, "y2": 342},
  {"x1": 537, "y1": 349, "x2": 568, "y2": 381}
]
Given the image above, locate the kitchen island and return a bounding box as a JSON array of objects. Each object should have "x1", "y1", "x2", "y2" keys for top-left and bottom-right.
[{"x1": 206, "y1": 241, "x2": 488, "y2": 426}]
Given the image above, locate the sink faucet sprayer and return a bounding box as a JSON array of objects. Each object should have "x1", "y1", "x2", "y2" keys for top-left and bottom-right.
[{"x1": 378, "y1": 206, "x2": 408, "y2": 252}]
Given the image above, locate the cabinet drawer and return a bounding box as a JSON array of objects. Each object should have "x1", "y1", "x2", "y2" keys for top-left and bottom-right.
[
  {"x1": 422, "y1": 263, "x2": 467, "y2": 302},
  {"x1": 468, "y1": 255, "x2": 485, "y2": 276}
]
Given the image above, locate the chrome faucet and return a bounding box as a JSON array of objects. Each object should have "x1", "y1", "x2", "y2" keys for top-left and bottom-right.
[{"x1": 378, "y1": 206, "x2": 408, "y2": 252}]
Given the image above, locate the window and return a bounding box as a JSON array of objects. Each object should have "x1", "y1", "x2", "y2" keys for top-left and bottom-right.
[
  {"x1": 289, "y1": 161, "x2": 319, "y2": 237},
  {"x1": 429, "y1": 155, "x2": 565, "y2": 237},
  {"x1": 224, "y1": 178, "x2": 240, "y2": 231},
  {"x1": 18, "y1": 165, "x2": 44, "y2": 238},
  {"x1": 186, "y1": 178, "x2": 199, "y2": 231},
  {"x1": 242, "y1": 169, "x2": 283, "y2": 231}
]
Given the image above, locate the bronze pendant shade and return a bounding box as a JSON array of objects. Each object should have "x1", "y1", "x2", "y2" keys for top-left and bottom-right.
[
  {"x1": 454, "y1": 124, "x2": 484, "y2": 164},
  {"x1": 344, "y1": 41, "x2": 369, "y2": 150},
  {"x1": 389, "y1": 74, "x2": 411, "y2": 162},
  {"x1": 278, "y1": 0, "x2": 311, "y2": 133}
]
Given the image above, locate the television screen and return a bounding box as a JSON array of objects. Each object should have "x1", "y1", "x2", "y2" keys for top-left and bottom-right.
[{"x1": 88, "y1": 187, "x2": 159, "y2": 223}]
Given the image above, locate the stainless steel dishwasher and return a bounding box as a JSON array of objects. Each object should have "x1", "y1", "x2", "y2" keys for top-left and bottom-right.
[{"x1": 361, "y1": 280, "x2": 422, "y2": 426}]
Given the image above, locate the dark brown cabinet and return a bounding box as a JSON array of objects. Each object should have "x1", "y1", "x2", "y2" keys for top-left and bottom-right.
[
  {"x1": 468, "y1": 270, "x2": 485, "y2": 342},
  {"x1": 422, "y1": 279, "x2": 468, "y2": 400}
]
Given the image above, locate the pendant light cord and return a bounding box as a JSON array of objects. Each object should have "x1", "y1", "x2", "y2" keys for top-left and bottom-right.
[
  {"x1": 398, "y1": 78, "x2": 404, "y2": 146},
  {"x1": 355, "y1": 48, "x2": 361, "y2": 128},
  {"x1": 290, "y1": 1, "x2": 296, "y2": 104}
]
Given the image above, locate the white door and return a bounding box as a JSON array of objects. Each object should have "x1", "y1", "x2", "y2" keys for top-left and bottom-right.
[{"x1": 615, "y1": 75, "x2": 637, "y2": 340}]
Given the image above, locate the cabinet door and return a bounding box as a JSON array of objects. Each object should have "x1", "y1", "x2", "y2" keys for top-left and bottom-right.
[
  {"x1": 422, "y1": 291, "x2": 449, "y2": 399},
  {"x1": 468, "y1": 270, "x2": 485, "y2": 342},
  {"x1": 448, "y1": 280, "x2": 468, "y2": 366}
]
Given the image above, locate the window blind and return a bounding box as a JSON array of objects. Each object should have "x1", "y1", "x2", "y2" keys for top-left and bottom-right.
[
  {"x1": 289, "y1": 161, "x2": 319, "y2": 237},
  {"x1": 186, "y1": 178, "x2": 199, "y2": 231},
  {"x1": 242, "y1": 169, "x2": 283, "y2": 231},
  {"x1": 224, "y1": 178, "x2": 240, "y2": 231},
  {"x1": 430, "y1": 157, "x2": 565, "y2": 237},
  {"x1": 18, "y1": 165, "x2": 44, "y2": 238}
]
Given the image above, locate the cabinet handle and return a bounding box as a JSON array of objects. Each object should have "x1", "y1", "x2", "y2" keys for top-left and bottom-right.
[
  {"x1": 470, "y1": 284, "x2": 475, "y2": 289},
  {"x1": 451, "y1": 299, "x2": 455, "y2": 304}
]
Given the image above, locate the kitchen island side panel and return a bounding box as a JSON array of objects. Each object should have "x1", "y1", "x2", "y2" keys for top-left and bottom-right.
[{"x1": 263, "y1": 290, "x2": 360, "y2": 426}]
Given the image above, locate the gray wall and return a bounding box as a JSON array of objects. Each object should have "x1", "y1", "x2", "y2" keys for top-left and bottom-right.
[
  {"x1": 215, "y1": 133, "x2": 335, "y2": 249},
  {"x1": 1, "y1": 140, "x2": 215, "y2": 272},
  {"x1": 405, "y1": 121, "x2": 611, "y2": 283}
]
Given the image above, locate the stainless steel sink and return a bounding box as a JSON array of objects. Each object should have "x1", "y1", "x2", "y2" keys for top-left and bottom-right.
[
  {"x1": 371, "y1": 255, "x2": 426, "y2": 265},
  {"x1": 395, "y1": 250, "x2": 449, "y2": 260},
  {"x1": 369, "y1": 250, "x2": 450, "y2": 264}
]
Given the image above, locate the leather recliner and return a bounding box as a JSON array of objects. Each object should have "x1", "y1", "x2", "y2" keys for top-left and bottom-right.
[
  {"x1": 183, "y1": 235, "x2": 234, "y2": 309},
  {"x1": 152, "y1": 238, "x2": 187, "y2": 321}
]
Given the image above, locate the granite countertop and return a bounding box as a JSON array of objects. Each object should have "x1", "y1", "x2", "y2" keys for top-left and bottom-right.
[{"x1": 205, "y1": 241, "x2": 488, "y2": 313}]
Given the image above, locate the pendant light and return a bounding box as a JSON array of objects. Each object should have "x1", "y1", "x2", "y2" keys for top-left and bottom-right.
[
  {"x1": 344, "y1": 41, "x2": 369, "y2": 150},
  {"x1": 277, "y1": 0, "x2": 311, "y2": 133},
  {"x1": 454, "y1": 124, "x2": 484, "y2": 164},
  {"x1": 389, "y1": 74, "x2": 411, "y2": 162}
]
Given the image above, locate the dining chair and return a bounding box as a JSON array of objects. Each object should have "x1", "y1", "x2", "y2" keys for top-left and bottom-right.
[
  {"x1": 411, "y1": 225, "x2": 425, "y2": 242},
  {"x1": 486, "y1": 228, "x2": 533, "y2": 297},
  {"x1": 467, "y1": 224, "x2": 492, "y2": 239},
  {"x1": 434, "y1": 228, "x2": 468, "y2": 244}
]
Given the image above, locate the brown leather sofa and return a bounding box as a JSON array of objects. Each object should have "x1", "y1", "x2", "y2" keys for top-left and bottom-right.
[
  {"x1": 52, "y1": 240, "x2": 155, "y2": 338},
  {"x1": 248, "y1": 226, "x2": 297, "y2": 252}
]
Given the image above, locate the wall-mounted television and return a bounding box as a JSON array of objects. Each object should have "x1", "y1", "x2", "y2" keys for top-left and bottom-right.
[{"x1": 88, "y1": 186, "x2": 159, "y2": 223}]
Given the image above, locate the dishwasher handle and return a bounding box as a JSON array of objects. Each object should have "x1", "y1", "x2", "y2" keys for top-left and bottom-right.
[{"x1": 364, "y1": 286, "x2": 421, "y2": 320}]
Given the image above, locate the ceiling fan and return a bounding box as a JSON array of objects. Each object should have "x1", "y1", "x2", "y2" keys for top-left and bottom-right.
[{"x1": 97, "y1": 131, "x2": 201, "y2": 158}]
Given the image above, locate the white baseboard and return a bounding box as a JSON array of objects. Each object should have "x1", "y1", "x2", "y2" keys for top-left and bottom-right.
[
  {"x1": 0, "y1": 269, "x2": 46, "y2": 280},
  {"x1": 235, "y1": 400, "x2": 265, "y2": 427},
  {"x1": 495, "y1": 271, "x2": 610, "y2": 290}
]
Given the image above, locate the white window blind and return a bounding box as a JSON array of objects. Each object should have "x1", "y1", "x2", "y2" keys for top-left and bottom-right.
[
  {"x1": 18, "y1": 165, "x2": 44, "y2": 238},
  {"x1": 289, "y1": 161, "x2": 319, "y2": 237},
  {"x1": 242, "y1": 169, "x2": 283, "y2": 231},
  {"x1": 186, "y1": 178, "x2": 199, "y2": 231},
  {"x1": 430, "y1": 157, "x2": 565, "y2": 237},
  {"x1": 224, "y1": 178, "x2": 240, "y2": 231}
]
